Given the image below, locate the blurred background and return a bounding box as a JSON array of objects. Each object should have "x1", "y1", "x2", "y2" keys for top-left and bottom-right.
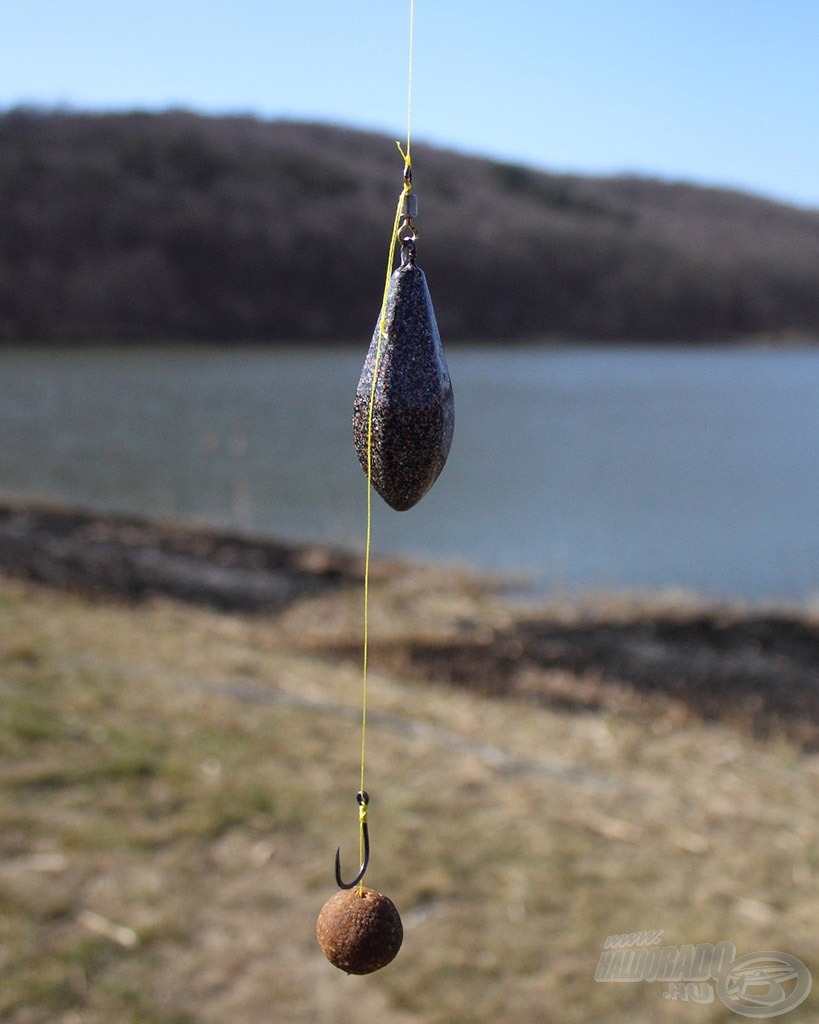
[{"x1": 2, "y1": 4, "x2": 819, "y2": 1024}]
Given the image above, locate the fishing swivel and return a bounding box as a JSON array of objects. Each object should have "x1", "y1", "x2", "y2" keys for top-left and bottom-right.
[
  {"x1": 397, "y1": 204, "x2": 418, "y2": 265},
  {"x1": 335, "y1": 790, "x2": 370, "y2": 889},
  {"x1": 397, "y1": 166, "x2": 419, "y2": 256}
]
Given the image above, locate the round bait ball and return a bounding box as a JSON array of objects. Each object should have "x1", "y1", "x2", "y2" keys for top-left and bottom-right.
[{"x1": 316, "y1": 887, "x2": 403, "y2": 975}]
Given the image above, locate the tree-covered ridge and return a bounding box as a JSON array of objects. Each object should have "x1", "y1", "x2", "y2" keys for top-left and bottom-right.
[{"x1": 1, "y1": 108, "x2": 818, "y2": 343}]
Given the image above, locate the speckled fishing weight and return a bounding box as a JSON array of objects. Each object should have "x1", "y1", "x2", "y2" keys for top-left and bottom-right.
[{"x1": 353, "y1": 243, "x2": 454, "y2": 511}]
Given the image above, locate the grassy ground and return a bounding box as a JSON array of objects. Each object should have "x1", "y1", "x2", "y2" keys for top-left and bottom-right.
[{"x1": 2, "y1": 568, "x2": 819, "y2": 1024}]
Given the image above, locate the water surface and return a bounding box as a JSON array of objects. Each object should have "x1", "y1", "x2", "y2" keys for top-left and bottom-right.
[{"x1": 2, "y1": 343, "x2": 819, "y2": 602}]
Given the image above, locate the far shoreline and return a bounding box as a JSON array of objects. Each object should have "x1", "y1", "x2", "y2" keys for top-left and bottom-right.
[{"x1": 2, "y1": 333, "x2": 819, "y2": 351}]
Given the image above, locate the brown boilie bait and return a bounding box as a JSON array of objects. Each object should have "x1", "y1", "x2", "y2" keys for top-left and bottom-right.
[
  {"x1": 316, "y1": 887, "x2": 403, "y2": 975},
  {"x1": 353, "y1": 243, "x2": 454, "y2": 512}
]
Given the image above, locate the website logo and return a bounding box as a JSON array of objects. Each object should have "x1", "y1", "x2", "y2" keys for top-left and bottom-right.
[
  {"x1": 717, "y1": 951, "x2": 812, "y2": 1018},
  {"x1": 595, "y1": 933, "x2": 811, "y2": 1017}
]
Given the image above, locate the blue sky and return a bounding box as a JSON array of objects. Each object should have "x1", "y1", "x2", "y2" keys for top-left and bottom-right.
[{"x1": 2, "y1": 0, "x2": 818, "y2": 208}]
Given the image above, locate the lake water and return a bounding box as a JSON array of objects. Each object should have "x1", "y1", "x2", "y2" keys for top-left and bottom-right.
[{"x1": 2, "y1": 343, "x2": 819, "y2": 603}]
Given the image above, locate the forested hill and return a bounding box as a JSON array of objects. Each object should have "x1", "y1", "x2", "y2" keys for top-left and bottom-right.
[{"x1": 2, "y1": 108, "x2": 819, "y2": 344}]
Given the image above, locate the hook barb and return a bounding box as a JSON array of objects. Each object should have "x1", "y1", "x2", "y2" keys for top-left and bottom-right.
[{"x1": 335, "y1": 791, "x2": 370, "y2": 889}]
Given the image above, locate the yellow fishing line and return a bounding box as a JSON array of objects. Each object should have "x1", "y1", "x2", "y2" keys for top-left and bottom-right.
[{"x1": 358, "y1": 0, "x2": 415, "y2": 876}]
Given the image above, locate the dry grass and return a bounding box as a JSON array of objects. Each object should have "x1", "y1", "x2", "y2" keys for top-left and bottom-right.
[{"x1": 2, "y1": 569, "x2": 819, "y2": 1024}]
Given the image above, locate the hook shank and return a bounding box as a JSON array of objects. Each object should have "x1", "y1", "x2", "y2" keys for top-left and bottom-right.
[{"x1": 335, "y1": 791, "x2": 370, "y2": 889}]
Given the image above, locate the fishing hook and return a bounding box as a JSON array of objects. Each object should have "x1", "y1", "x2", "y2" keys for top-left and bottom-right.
[{"x1": 335, "y1": 791, "x2": 370, "y2": 889}]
